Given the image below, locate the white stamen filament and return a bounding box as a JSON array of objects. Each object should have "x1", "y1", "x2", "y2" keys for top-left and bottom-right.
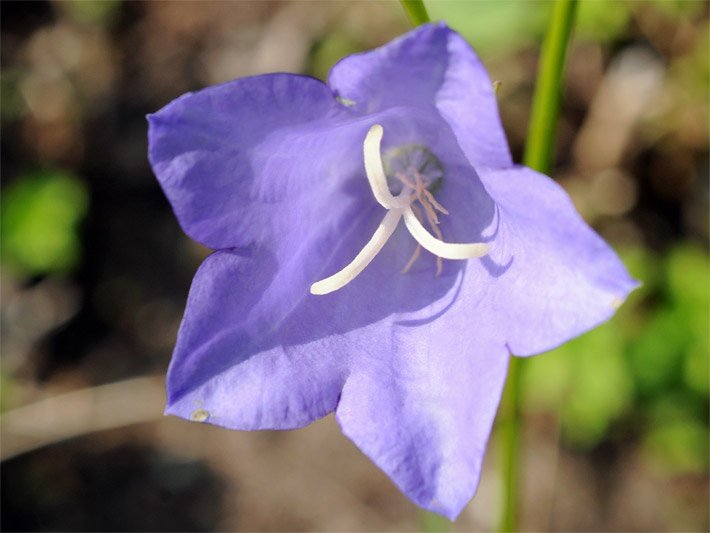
[
  {"x1": 403, "y1": 207, "x2": 488, "y2": 259},
  {"x1": 363, "y1": 125, "x2": 412, "y2": 210},
  {"x1": 310, "y1": 124, "x2": 489, "y2": 295},
  {"x1": 310, "y1": 209, "x2": 403, "y2": 295}
]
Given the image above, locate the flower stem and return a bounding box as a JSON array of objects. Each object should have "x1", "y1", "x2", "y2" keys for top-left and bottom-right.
[
  {"x1": 500, "y1": 1, "x2": 578, "y2": 532},
  {"x1": 499, "y1": 357, "x2": 522, "y2": 532},
  {"x1": 400, "y1": 0, "x2": 431, "y2": 26},
  {"x1": 524, "y1": 0, "x2": 579, "y2": 174}
]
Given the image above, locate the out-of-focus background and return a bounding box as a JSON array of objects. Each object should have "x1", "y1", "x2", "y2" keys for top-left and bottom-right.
[{"x1": 1, "y1": 1, "x2": 707, "y2": 531}]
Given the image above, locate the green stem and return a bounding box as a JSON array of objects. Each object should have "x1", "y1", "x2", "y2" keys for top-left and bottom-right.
[
  {"x1": 400, "y1": 0, "x2": 431, "y2": 26},
  {"x1": 524, "y1": 0, "x2": 579, "y2": 174},
  {"x1": 499, "y1": 357, "x2": 522, "y2": 532},
  {"x1": 500, "y1": 1, "x2": 577, "y2": 532}
]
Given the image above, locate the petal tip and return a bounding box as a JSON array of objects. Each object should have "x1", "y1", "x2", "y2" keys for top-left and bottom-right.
[{"x1": 419, "y1": 492, "x2": 468, "y2": 522}]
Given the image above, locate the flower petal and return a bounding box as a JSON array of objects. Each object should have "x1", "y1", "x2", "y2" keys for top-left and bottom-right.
[
  {"x1": 148, "y1": 73, "x2": 365, "y2": 250},
  {"x1": 168, "y1": 245, "x2": 507, "y2": 519},
  {"x1": 166, "y1": 234, "x2": 469, "y2": 430},
  {"x1": 166, "y1": 250, "x2": 348, "y2": 429},
  {"x1": 334, "y1": 163, "x2": 636, "y2": 518},
  {"x1": 476, "y1": 165, "x2": 639, "y2": 355},
  {"x1": 157, "y1": 95, "x2": 491, "y2": 427},
  {"x1": 328, "y1": 23, "x2": 512, "y2": 169},
  {"x1": 336, "y1": 285, "x2": 510, "y2": 520},
  {"x1": 152, "y1": 23, "x2": 639, "y2": 523}
]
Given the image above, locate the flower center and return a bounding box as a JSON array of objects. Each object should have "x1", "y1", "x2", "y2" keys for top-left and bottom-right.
[
  {"x1": 310, "y1": 124, "x2": 489, "y2": 296},
  {"x1": 383, "y1": 145, "x2": 449, "y2": 276},
  {"x1": 383, "y1": 144, "x2": 443, "y2": 196}
]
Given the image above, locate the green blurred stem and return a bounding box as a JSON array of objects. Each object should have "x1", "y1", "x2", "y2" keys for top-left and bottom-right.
[
  {"x1": 500, "y1": 1, "x2": 578, "y2": 532},
  {"x1": 400, "y1": 0, "x2": 431, "y2": 26},
  {"x1": 499, "y1": 357, "x2": 522, "y2": 533},
  {"x1": 524, "y1": 0, "x2": 579, "y2": 174}
]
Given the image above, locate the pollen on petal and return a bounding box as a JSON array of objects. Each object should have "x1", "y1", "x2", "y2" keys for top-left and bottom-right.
[
  {"x1": 611, "y1": 296, "x2": 625, "y2": 309},
  {"x1": 191, "y1": 409, "x2": 210, "y2": 422}
]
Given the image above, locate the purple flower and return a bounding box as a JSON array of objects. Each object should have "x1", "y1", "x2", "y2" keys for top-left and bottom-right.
[{"x1": 148, "y1": 23, "x2": 637, "y2": 519}]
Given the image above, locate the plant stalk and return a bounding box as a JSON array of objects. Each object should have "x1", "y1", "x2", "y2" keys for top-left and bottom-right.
[
  {"x1": 499, "y1": 1, "x2": 578, "y2": 532},
  {"x1": 400, "y1": 0, "x2": 431, "y2": 27}
]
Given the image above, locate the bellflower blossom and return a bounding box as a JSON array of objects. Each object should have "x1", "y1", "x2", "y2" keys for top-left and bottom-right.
[{"x1": 148, "y1": 23, "x2": 637, "y2": 519}]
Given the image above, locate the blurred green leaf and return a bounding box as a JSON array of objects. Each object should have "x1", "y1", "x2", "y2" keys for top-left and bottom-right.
[
  {"x1": 675, "y1": 26, "x2": 710, "y2": 99},
  {"x1": 308, "y1": 34, "x2": 363, "y2": 82},
  {"x1": 0, "y1": 371, "x2": 16, "y2": 414},
  {"x1": 619, "y1": 247, "x2": 660, "y2": 295},
  {"x1": 424, "y1": 0, "x2": 551, "y2": 57},
  {"x1": 647, "y1": 0, "x2": 706, "y2": 20},
  {"x1": 421, "y1": 509, "x2": 450, "y2": 532},
  {"x1": 0, "y1": 69, "x2": 27, "y2": 120},
  {"x1": 523, "y1": 346, "x2": 573, "y2": 410},
  {"x1": 1, "y1": 170, "x2": 88, "y2": 277},
  {"x1": 644, "y1": 418, "x2": 709, "y2": 474},
  {"x1": 563, "y1": 325, "x2": 634, "y2": 446},
  {"x1": 524, "y1": 319, "x2": 634, "y2": 447},
  {"x1": 629, "y1": 309, "x2": 686, "y2": 394},
  {"x1": 684, "y1": 343, "x2": 709, "y2": 396},
  {"x1": 60, "y1": 0, "x2": 122, "y2": 27},
  {"x1": 630, "y1": 245, "x2": 709, "y2": 396},
  {"x1": 575, "y1": 0, "x2": 631, "y2": 43},
  {"x1": 526, "y1": 244, "x2": 708, "y2": 458},
  {"x1": 666, "y1": 244, "x2": 709, "y2": 313},
  {"x1": 648, "y1": 393, "x2": 705, "y2": 427}
]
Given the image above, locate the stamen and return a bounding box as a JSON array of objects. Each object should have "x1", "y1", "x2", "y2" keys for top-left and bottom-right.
[
  {"x1": 364, "y1": 125, "x2": 412, "y2": 210},
  {"x1": 402, "y1": 203, "x2": 425, "y2": 274},
  {"x1": 397, "y1": 170, "x2": 444, "y2": 224},
  {"x1": 401, "y1": 244, "x2": 422, "y2": 274},
  {"x1": 418, "y1": 188, "x2": 440, "y2": 225},
  {"x1": 420, "y1": 187, "x2": 448, "y2": 215},
  {"x1": 425, "y1": 208, "x2": 445, "y2": 276},
  {"x1": 410, "y1": 202, "x2": 424, "y2": 224},
  {"x1": 403, "y1": 207, "x2": 489, "y2": 260},
  {"x1": 408, "y1": 168, "x2": 449, "y2": 214},
  {"x1": 311, "y1": 124, "x2": 490, "y2": 295},
  {"x1": 310, "y1": 209, "x2": 403, "y2": 295},
  {"x1": 394, "y1": 171, "x2": 417, "y2": 191}
]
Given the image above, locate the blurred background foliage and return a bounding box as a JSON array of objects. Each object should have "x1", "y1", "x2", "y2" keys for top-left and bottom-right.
[
  {"x1": 1, "y1": 1, "x2": 707, "y2": 531},
  {"x1": 2, "y1": 170, "x2": 88, "y2": 277}
]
